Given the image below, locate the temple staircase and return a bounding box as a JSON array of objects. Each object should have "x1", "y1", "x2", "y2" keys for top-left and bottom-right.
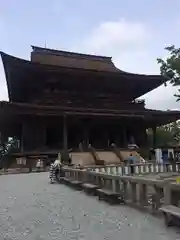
[
  {"x1": 88, "y1": 145, "x2": 105, "y2": 165},
  {"x1": 111, "y1": 143, "x2": 123, "y2": 162},
  {"x1": 70, "y1": 152, "x2": 94, "y2": 166},
  {"x1": 69, "y1": 144, "x2": 145, "y2": 167}
]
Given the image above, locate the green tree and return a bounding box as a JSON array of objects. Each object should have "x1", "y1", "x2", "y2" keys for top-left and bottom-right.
[
  {"x1": 157, "y1": 45, "x2": 180, "y2": 100},
  {"x1": 147, "y1": 121, "x2": 180, "y2": 147},
  {"x1": 169, "y1": 121, "x2": 180, "y2": 143}
]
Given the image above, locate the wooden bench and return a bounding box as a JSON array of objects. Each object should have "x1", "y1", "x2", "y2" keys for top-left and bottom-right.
[
  {"x1": 70, "y1": 180, "x2": 82, "y2": 189},
  {"x1": 53, "y1": 175, "x2": 65, "y2": 183},
  {"x1": 63, "y1": 177, "x2": 72, "y2": 185},
  {"x1": 82, "y1": 183, "x2": 99, "y2": 195},
  {"x1": 96, "y1": 188, "x2": 125, "y2": 204},
  {"x1": 63, "y1": 177, "x2": 82, "y2": 188},
  {"x1": 160, "y1": 205, "x2": 180, "y2": 227}
]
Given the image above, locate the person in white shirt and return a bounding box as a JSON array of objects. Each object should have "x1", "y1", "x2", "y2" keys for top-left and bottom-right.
[
  {"x1": 36, "y1": 159, "x2": 41, "y2": 172},
  {"x1": 49, "y1": 159, "x2": 63, "y2": 183},
  {"x1": 54, "y1": 159, "x2": 61, "y2": 167}
]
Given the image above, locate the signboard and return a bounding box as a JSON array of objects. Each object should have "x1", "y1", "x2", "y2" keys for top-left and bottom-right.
[{"x1": 16, "y1": 157, "x2": 26, "y2": 165}]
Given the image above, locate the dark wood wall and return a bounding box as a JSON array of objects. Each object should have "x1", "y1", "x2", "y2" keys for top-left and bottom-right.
[{"x1": 28, "y1": 88, "x2": 145, "y2": 111}]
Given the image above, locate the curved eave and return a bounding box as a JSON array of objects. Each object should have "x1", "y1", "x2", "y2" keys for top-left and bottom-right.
[
  {"x1": 0, "y1": 100, "x2": 180, "y2": 118},
  {"x1": 0, "y1": 52, "x2": 165, "y2": 102},
  {"x1": 0, "y1": 101, "x2": 180, "y2": 129},
  {"x1": 0, "y1": 53, "x2": 12, "y2": 101}
]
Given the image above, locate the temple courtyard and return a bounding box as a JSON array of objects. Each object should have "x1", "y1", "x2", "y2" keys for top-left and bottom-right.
[{"x1": 0, "y1": 172, "x2": 179, "y2": 240}]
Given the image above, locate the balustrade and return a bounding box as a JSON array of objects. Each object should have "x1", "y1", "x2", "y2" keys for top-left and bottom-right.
[
  {"x1": 89, "y1": 162, "x2": 180, "y2": 176},
  {"x1": 62, "y1": 165, "x2": 180, "y2": 212}
]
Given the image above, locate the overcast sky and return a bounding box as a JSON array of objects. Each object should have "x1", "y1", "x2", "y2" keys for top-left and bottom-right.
[{"x1": 0, "y1": 0, "x2": 180, "y2": 110}]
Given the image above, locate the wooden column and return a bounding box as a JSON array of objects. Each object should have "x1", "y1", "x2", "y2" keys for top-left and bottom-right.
[
  {"x1": 21, "y1": 118, "x2": 46, "y2": 151},
  {"x1": 42, "y1": 123, "x2": 46, "y2": 148},
  {"x1": 0, "y1": 132, "x2": 8, "y2": 145},
  {"x1": 131, "y1": 183, "x2": 137, "y2": 203},
  {"x1": 139, "y1": 184, "x2": 148, "y2": 206},
  {"x1": 143, "y1": 128, "x2": 148, "y2": 147},
  {"x1": 152, "y1": 126, "x2": 157, "y2": 149},
  {"x1": 83, "y1": 123, "x2": 89, "y2": 150},
  {"x1": 136, "y1": 124, "x2": 148, "y2": 147},
  {"x1": 164, "y1": 183, "x2": 171, "y2": 205},
  {"x1": 63, "y1": 115, "x2": 68, "y2": 162},
  {"x1": 20, "y1": 126, "x2": 24, "y2": 152},
  {"x1": 123, "y1": 126, "x2": 127, "y2": 147},
  {"x1": 21, "y1": 123, "x2": 33, "y2": 151}
]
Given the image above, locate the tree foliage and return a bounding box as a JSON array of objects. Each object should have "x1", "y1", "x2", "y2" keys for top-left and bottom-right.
[
  {"x1": 157, "y1": 45, "x2": 180, "y2": 100},
  {"x1": 147, "y1": 121, "x2": 180, "y2": 147}
]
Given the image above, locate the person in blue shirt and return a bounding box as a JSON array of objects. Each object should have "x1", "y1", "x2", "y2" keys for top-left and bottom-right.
[
  {"x1": 127, "y1": 154, "x2": 137, "y2": 163},
  {"x1": 126, "y1": 154, "x2": 137, "y2": 175}
]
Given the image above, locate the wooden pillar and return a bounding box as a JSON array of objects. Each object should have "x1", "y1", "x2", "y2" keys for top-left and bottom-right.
[
  {"x1": 139, "y1": 184, "x2": 148, "y2": 206},
  {"x1": 0, "y1": 132, "x2": 8, "y2": 145},
  {"x1": 41, "y1": 122, "x2": 46, "y2": 148},
  {"x1": 83, "y1": 125, "x2": 89, "y2": 150},
  {"x1": 21, "y1": 123, "x2": 32, "y2": 151},
  {"x1": 131, "y1": 183, "x2": 137, "y2": 203},
  {"x1": 143, "y1": 128, "x2": 148, "y2": 147},
  {"x1": 20, "y1": 126, "x2": 24, "y2": 152},
  {"x1": 63, "y1": 115, "x2": 68, "y2": 162},
  {"x1": 164, "y1": 183, "x2": 171, "y2": 205},
  {"x1": 152, "y1": 126, "x2": 157, "y2": 149},
  {"x1": 123, "y1": 126, "x2": 127, "y2": 147}
]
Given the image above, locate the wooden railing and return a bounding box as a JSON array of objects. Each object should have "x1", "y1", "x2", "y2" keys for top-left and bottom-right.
[
  {"x1": 62, "y1": 166, "x2": 180, "y2": 212},
  {"x1": 89, "y1": 162, "x2": 180, "y2": 176}
]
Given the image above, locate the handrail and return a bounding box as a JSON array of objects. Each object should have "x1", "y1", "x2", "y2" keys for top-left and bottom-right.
[
  {"x1": 111, "y1": 143, "x2": 123, "y2": 161},
  {"x1": 88, "y1": 145, "x2": 103, "y2": 164},
  {"x1": 62, "y1": 164, "x2": 180, "y2": 211}
]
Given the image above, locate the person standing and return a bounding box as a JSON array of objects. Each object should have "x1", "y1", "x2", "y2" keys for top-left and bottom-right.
[
  {"x1": 169, "y1": 152, "x2": 176, "y2": 172},
  {"x1": 126, "y1": 154, "x2": 137, "y2": 175},
  {"x1": 36, "y1": 159, "x2": 41, "y2": 172}
]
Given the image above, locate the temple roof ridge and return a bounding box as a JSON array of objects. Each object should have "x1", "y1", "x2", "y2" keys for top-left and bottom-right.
[
  {"x1": 0, "y1": 50, "x2": 165, "y2": 102},
  {"x1": 31, "y1": 45, "x2": 112, "y2": 62}
]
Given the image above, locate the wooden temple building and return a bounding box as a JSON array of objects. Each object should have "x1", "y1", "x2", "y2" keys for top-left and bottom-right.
[{"x1": 0, "y1": 46, "x2": 180, "y2": 164}]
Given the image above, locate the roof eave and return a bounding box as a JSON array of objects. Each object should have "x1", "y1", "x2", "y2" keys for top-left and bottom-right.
[{"x1": 0, "y1": 52, "x2": 12, "y2": 101}]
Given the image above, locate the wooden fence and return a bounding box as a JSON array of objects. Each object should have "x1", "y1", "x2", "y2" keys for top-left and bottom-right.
[
  {"x1": 88, "y1": 162, "x2": 180, "y2": 176},
  {"x1": 62, "y1": 166, "x2": 180, "y2": 212}
]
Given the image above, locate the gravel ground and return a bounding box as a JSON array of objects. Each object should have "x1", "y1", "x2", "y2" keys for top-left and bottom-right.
[{"x1": 0, "y1": 172, "x2": 180, "y2": 240}]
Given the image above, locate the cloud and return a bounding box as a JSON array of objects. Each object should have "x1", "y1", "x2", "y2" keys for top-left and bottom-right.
[
  {"x1": 79, "y1": 18, "x2": 155, "y2": 75},
  {"x1": 82, "y1": 18, "x2": 151, "y2": 58},
  {"x1": 78, "y1": 18, "x2": 179, "y2": 110}
]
